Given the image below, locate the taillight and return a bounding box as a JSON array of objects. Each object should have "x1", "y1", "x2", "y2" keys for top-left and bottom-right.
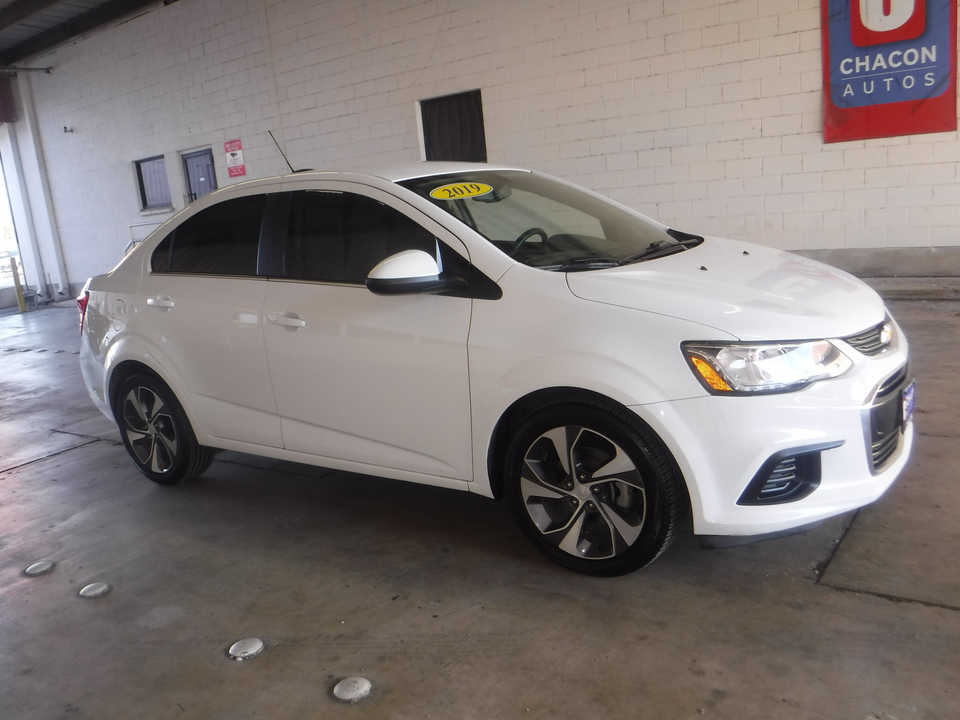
[{"x1": 77, "y1": 291, "x2": 89, "y2": 335}]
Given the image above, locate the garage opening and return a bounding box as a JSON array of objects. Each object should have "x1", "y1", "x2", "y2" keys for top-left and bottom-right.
[{"x1": 0, "y1": 151, "x2": 25, "y2": 309}]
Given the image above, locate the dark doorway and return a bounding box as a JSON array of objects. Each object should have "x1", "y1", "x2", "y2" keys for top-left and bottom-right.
[
  {"x1": 420, "y1": 90, "x2": 487, "y2": 162},
  {"x1": 182, "y1": 149, "x2": 218, "y2": 202}
]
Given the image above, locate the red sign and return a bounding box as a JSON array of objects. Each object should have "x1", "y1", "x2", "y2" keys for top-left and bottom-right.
[
  {"x1": 821, "y1": 0, "x2": 957, "y2": 142},
  {"x1": 224, "y1": 139, "x2": 246, "y2": 178}
]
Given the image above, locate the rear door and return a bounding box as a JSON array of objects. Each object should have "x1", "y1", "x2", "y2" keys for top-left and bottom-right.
[
  {"x1": 140, "y1": 188, "x2": 281, "y2": 448},
  {"x1": 261, "y1": 182, "x2": 474, "y2": 481}
]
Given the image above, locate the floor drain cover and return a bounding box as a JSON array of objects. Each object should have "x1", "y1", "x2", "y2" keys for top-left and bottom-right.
[
  {"x1": 334, "y1": 676, "x2": 372, "y2": 703},
  {"x1": 228, "y1": 637, "x2": 265, "y2": 660},
  {"x1": 25, "y1": 561, "x2": 55, "y2": 576},
  {"x1": 79, "y1": 582, "x2": 111, "y2": 598}
]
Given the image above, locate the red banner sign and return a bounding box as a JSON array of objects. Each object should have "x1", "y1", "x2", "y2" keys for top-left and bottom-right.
[{"x1": 821, "y1": 0, "x2": 957, "y2": 142}]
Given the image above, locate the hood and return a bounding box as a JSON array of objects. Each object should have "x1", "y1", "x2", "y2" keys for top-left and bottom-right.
[{"x1": 565, "y1": 237, "x2": 886, "y2": 341}]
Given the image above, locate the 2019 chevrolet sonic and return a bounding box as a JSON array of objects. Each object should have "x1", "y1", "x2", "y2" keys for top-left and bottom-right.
[{"x1": 78, "y1": 162, "x2": 914, "y2": 575}]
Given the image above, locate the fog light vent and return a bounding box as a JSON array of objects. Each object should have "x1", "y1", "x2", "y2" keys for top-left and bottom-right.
[
  {"x1": 737, "y1": 442, "x2": 843, "y2": 506},
  {"x1": 758, "y1": 456, "x2": 799, "y2": 499}
]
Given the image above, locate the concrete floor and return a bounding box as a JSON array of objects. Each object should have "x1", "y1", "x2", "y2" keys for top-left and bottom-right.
[{"x1": 1, "y1": 300, "x2": 958, "y2": 720}]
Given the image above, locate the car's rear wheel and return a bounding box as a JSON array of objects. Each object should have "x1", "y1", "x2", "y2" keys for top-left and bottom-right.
[
  {"x1": 504, "y1": 399, "x2": 684, "y2": 576},
  {"x1": 115, "y1": 373, "x2": 214, "y2": 485}
]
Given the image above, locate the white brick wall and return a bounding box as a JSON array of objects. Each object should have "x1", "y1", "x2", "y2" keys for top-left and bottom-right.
[{"x1": 15, "y1": 0, "x2": 960, "y2": 285}]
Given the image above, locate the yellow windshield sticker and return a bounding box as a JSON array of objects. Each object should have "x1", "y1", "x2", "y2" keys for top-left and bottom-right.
[{"x1": 429, "y1": 182, "x2": 494, "y2": 200}]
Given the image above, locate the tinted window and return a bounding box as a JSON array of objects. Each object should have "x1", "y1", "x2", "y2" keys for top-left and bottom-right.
[
  {"x1": 152, "y1": 195, "x2": 266, "y2": 276},
  {"x1": 282, "y1": 191, "x2": 437, "y2": 284}
]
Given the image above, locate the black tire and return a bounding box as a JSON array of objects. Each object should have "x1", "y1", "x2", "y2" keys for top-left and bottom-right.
[
  {"x1": 115, "y1": 373, "x2": 214, "y2": 485},
  {"x1": 504, "y1": 398, "x2": 684, "y2": 576}
]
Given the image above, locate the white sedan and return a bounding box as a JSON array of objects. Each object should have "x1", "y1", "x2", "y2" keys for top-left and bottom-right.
[{"x1": 78, "y1": 163, "x2": 914, "y2": 575}]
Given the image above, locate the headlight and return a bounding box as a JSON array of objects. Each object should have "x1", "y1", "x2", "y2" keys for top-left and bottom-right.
[{"x1": 682, "y1": 340, "x2": 853, "y2": 394}]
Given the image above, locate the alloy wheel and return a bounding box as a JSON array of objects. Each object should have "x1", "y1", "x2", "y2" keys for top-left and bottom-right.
[
  {"x1": 121, "y1": 385, "x2": 179, "y2": 475},
  {"x1": 519, "y1": 426, "x2": 647, "y2": 560}
]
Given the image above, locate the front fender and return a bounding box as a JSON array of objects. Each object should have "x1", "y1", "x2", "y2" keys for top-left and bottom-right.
[{"x1": 466, "y1": 268, "x2": 735, "y2": 497}]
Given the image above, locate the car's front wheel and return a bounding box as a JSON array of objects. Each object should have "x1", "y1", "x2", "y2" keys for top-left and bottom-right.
[
  {"x1": 504, "y1": 399, "x2": 685, "y2": 576},
  {"x1": 115, "y1": 373, "x2": 214, "y2": 485}
]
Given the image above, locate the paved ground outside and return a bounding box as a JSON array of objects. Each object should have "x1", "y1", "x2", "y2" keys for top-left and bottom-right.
[{"x1": 0, "y1": 298, "x2": 957, "y2": 720}]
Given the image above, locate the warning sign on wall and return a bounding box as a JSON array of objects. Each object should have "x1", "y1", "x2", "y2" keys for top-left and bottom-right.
[{"x1": 224, "y1": 139, "x2": 246, "y2": 178}]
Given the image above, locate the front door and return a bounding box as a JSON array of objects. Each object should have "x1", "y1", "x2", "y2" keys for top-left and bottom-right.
[{"x1": 261, "y1": 184, "x2": 473, "y2": 481}]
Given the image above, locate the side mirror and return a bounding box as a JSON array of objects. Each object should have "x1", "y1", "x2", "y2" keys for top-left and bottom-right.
[{"x1": 366, "y1": 250, "x2": 448, "y2": 296}]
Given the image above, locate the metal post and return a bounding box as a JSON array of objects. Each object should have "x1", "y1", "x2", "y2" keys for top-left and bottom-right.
[{"x1": 10, "y1": 256, "x2": 26, "y2": 312}]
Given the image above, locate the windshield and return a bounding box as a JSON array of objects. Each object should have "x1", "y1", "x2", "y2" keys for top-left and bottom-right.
[{"x1": 399, "y1": 170, "x2": 701, "y2": 270}]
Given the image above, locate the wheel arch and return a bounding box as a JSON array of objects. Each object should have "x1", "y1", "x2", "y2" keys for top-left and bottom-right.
[
  {"x1": 110, "y1": 359, "x2": 216, "y2": 484},
  {"x1": 107, "y1": 360, "x2": 170, "y2": 419},
  {"x1": 485, "y1": 386, "x2": 691, "y2": 515}
]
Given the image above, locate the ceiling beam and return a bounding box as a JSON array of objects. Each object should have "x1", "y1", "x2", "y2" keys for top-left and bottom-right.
[{"x1": 0, "y1": 0, "x2": 160, "y2": 65}]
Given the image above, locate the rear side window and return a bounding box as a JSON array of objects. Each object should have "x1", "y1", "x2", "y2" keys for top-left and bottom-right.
[
  {"x1": 152, "y1": 195, "x2": 266, "y2": 276},
  {"x1": 282, "y1": 191, "x2": 437, "y2": 284}
]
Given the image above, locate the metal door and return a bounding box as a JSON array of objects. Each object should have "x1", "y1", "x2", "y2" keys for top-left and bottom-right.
[{"x1": 182, "y1": 149, "x2": 218, "y2": 202}]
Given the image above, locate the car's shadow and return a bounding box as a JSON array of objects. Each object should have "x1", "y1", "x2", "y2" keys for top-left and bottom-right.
[{"x1": 129, "y1": 450, "x2": 849, "y2": 593}]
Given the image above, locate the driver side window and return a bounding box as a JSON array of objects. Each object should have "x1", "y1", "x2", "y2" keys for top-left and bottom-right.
[{"x1": 281, "y1": 190, "x2": 438, "y2": 284}]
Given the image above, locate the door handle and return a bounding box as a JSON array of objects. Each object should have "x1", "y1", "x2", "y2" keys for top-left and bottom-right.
[
  {"x1": 147, "y1": 296, "x2": 175, "y2": 309},
  {"x1": 267, "y1": 313, "x2": 306, "y2": 329}
]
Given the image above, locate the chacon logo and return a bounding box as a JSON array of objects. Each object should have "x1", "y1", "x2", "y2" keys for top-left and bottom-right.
[
  {"x1": 851, "y1": 0, "x2": 925, "y2": 47},
  {"x1": 828, "y1": 0, "x2": 947, "y2": 108},
  {"x1": 822, "y1": 0, "x2": 956, "y2": 141}
]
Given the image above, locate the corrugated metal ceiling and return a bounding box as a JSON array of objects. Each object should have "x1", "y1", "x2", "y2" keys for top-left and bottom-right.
[{"x1": 0, "y1": 0, "x2": 162, "y2": 66}]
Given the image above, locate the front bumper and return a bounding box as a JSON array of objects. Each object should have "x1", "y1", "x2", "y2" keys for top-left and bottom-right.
[{"x1": 634, "y1": 342, "x2": 913, "y2": 537}]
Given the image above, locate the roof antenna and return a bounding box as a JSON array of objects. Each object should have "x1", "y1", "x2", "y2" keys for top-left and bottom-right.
[{"x1": 269, "y1": 130, "x2": 295, "y2": 173}]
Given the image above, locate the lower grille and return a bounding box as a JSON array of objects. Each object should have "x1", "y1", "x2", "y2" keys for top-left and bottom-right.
[
  {"x1": 872, "y1": 432, "x2": 900, "y2": 469},
  {"x1": 866, "y1": 365, "x2": 911, "y2": 473}
]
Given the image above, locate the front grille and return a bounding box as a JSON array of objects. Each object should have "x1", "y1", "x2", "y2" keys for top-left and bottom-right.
[
  {"x1": 877, "y1": 365, "x2": 908, "y2": 398},
  {"x1": 843, "y1": 320, "x2": 891, "y2": 356},
  {"x1": 866, "y1": 365, "x2": 911, "y2": 472}
]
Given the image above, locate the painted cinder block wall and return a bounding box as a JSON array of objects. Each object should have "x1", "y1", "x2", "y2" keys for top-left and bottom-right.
[{"x1": 14, "y1": 0, "x2": 960, "y2": 288}]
